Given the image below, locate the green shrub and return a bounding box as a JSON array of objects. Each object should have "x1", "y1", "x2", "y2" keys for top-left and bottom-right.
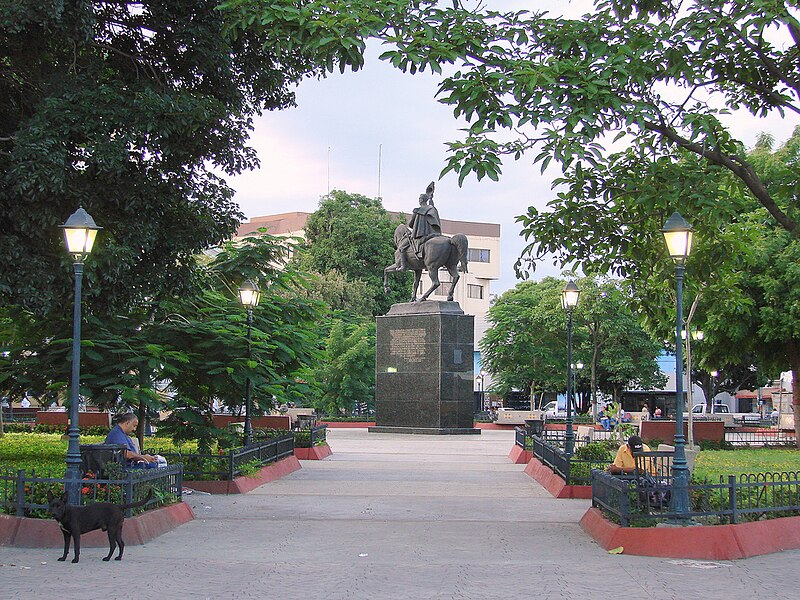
[
  {"x1": 698, "y1": 439, "x2": 733, "y2": 451},
  {"x1": 575, "y1": 442, "x2": 615, "y2": 462},
  {"x1": 2, "y1": 423, "x2": 35, "y2": 433},
  {"x1": 1, "y1": 423, "x2": 110, "y2": 435}
]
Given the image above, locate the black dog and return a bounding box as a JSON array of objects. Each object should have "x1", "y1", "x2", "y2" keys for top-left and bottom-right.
[{"x1": 46, "y1": 488, "x2": 153, "y2": 563}]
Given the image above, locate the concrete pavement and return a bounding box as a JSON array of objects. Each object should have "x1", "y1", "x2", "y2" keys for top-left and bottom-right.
[{"x1": 2, "y1": 428, "x2": 795, "y2": 599}]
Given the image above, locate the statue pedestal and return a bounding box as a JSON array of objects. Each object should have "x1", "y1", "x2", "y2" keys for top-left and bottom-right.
[{"x1": 370, "y1": 301, "x2": 479, "y2": 435}]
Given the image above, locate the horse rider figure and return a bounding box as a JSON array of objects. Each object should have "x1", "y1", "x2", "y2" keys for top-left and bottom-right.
[{"x1": 397, "y1": 181, "x2": 442, "y2": 271}]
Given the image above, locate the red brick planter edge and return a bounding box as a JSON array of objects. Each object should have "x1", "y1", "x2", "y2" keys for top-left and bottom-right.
[
  {"x1": 183, "y1": 455, "x2": 301, "y2": 494},
  {"x1": 294, "y1": 445, "x2": 332, "y2": 460},
  {"x1": 1, "y1": 501, "x2": 194, "y2": 549},
  {"x1": 522, "y1": 456, "x2": 593, "y2": 499},
  {"x1": 580, "y1": 507, "x2": 800, "y2": 560},
  {"x1": 508, "y1": 445, "x2": 532, "y2": 464}
]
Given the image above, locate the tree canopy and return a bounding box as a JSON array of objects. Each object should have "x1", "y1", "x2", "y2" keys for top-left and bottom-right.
[
  {"x1": 480, "y1": 276, "x2": 664, "y2": 410},
  {"x1": 1, "y1": 0, "x2": 391, "y2": 317},
  {"x1": 297, "y1": 190, "x2": 409, "y2": 316},
  {"x1": 0, "y1": 233, "x2": 325, "y2": 449},
  {"x1": 374, "y1": 0, "x2": 799, "y2": 245}
]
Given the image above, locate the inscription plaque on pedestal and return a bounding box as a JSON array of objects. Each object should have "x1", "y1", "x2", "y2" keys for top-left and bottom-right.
[{"x1": 370, "y1": 300, "x2": 479, "y2": 435}]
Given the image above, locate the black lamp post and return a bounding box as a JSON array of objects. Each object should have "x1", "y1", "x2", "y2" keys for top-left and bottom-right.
[
  {"x1": 661, "y1": 211, "x2": 693, "y2": 516},
  {"x1": 561, "y1": 280, "x2": 580, "y2": 456},
  {"x1": 61, "y1": 207, "x2": 101, "y2": 504},
  {"x1": 239, "y1": 279, "x2": 260, "y2": 446},
  {"x1": 475, "y1": 371, "x2": 487, "y2": 412}
]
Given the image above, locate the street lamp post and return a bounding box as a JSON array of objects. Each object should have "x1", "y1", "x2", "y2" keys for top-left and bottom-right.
[
  {"x1": 709, "y1": 370, "x2": 719, "y2": 410},
  {"x1": 661, "y1": 211, "x2": 693, "y2": 517},
  {"x1": 561, "y1": 280, "x2": 581, "y2": 456},
  {"x1": 239, "y1": 280, "x2": 261, "y2": 446},
  {"x1": 61, "y1": 207, "x2": 101, "y2": 504},
  {"x1": 475, "y1": 373, "x2": 485, "y2": 412}
]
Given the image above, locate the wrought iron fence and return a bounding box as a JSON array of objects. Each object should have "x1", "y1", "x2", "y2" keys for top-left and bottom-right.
[
  {"x1": 592, "y1": 469, "x2": 800, "y2": 527},
  {"x1": 309, "y1": 424, "x2": 328, "y2": 447},
  {"x1": 514, "y1": 427, "x2": 532, "y2": 450},
  {"x1": 1, "y1": 408, "x2": 37, "y2": 423},
  {"x1": 527, "y1": 434, "x2": 609, "y2": 486},
  {"x1": 147, "y1": 434, "x2": 294, "y2": 481},
  {"x1": 724, "y1": 428, "x2": 796, "y2": 447},
  {"x1": 0, "y1": 465, "x2": 182, "y2": 519}
]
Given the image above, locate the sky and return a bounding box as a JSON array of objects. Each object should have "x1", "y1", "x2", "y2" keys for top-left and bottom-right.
[{"x1": 227, "y1": 1, "x2": 797, "y2": 295}]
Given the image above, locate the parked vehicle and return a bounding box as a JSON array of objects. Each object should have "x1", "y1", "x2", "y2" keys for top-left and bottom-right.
[
  {"x1": 542, "y1": 401, "x2": 566, "y2": 419},
  {"x1": 690, "y1": 403, "x2": 761, "y2": 425},
  {"x1": 692, "y1": 403, "x2": 730, "y2": 414}
]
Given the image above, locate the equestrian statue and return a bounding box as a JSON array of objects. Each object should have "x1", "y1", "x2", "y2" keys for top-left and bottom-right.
[{"x1": 383, "y1": 182, "x2": 468, "y2": 302}]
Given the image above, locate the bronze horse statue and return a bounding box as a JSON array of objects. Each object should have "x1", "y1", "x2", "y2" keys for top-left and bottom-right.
[{"x1": 384, "y1": 224, "x2": 469, "y2": 302}]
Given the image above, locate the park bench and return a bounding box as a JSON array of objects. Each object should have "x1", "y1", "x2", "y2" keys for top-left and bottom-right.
[{"x1": 79, "y1": 443, "x2": 127, "y2": 478}]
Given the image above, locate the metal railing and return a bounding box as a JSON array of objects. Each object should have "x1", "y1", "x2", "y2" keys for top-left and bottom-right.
[
  {"x1": 526, "y1": 433, "x2": 609, "y2": 486},
  {"x1": 514, "y1": 427, "x2": 532, "y2": 450},
  {"x1": 309, "y1": 424, "x2": 328, "y2": 447},
  {"x1": 724, "y1": 428, "x2": 796, "y2": 447},
  {"x1": 0, "y1": 465, "x2": 182, "y2": 519},
  {"x1": 592, "y1": 469, "x2": 800, "y2": 527},
  {"x1": 1, "y1": 408, "x2": 37, "y2": 423},
  {"x1": 147, "y1": 434, "x2": 294, "y2": 481}
]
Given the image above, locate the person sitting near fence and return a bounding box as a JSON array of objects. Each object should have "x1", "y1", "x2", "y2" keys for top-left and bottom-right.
[
  {"x1": 606, "y1": 435, "x2": 653, "y2": 475},
  {"x1": 105, "y1": 413, "x2": 159, "y2": 467}
]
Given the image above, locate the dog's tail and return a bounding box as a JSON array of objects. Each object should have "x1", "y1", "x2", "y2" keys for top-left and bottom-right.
[{"x1": 120, "y1": 488, "x2": 154, "y2": 511}]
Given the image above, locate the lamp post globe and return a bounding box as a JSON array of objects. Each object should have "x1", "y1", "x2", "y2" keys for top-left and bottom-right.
[
  {"x1": 239, "y1": 280, "x2": 260, "y2": 445},
  {"x1": 561, "y1": 280, "x2": 580, "y2": 456},
  {"x1": 61, "y1": 207, "x2": 101, "y2": 504},
  {"x1": 661, "y1": 211, "x2": 693, "y2": 517}
]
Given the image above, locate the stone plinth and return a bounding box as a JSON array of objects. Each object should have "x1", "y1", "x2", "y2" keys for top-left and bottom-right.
[{"x1": 370, "y1": 301, "x2": 478, "y2": 435}]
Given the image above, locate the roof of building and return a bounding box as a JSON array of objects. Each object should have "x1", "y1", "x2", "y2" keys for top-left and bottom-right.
[{"x1": 236, "y1": 211, "x2": 500, "y2": 238}]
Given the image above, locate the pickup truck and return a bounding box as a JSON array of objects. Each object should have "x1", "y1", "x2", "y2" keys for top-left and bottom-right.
[
  {"x1": 542, "y1": 401, "x2": 567, "y2": 419},
  {"x1": 690, "y1": 404, "x2": 762, "y2": 425}
]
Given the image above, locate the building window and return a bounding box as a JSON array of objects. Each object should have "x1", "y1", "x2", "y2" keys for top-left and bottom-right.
[
  {"x1": 467, "y1": 284, "x2": 484, "y2": 299},
  {"x1": 468, "y1": 248, "x2": 491, "y2": 263}
]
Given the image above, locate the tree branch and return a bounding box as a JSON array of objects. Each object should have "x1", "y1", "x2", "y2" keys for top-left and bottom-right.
[{"x1": 643, "y1": 119, "x2": 798, "y2": 234}]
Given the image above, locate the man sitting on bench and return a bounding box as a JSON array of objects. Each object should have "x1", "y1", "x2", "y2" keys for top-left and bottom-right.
[
  {"x1": 105, "y1": 412, "x2": 158, "y2": 467},
  {"x1": 606, "y1": 435, "x2": 651, "y2": 475}
]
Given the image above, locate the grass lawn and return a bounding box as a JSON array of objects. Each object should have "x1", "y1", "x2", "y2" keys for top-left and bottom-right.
[
  {"x1": 692, "y1": 447, "x2": 800, "y2": 481},
  {"x1": 0, "y1": 433, "x2": 197, "y2": 474}
]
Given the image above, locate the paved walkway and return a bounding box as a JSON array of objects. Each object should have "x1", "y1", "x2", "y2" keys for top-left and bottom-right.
[{"x1": 2, "y1": 429, "x2": 796, "y2": 599}]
